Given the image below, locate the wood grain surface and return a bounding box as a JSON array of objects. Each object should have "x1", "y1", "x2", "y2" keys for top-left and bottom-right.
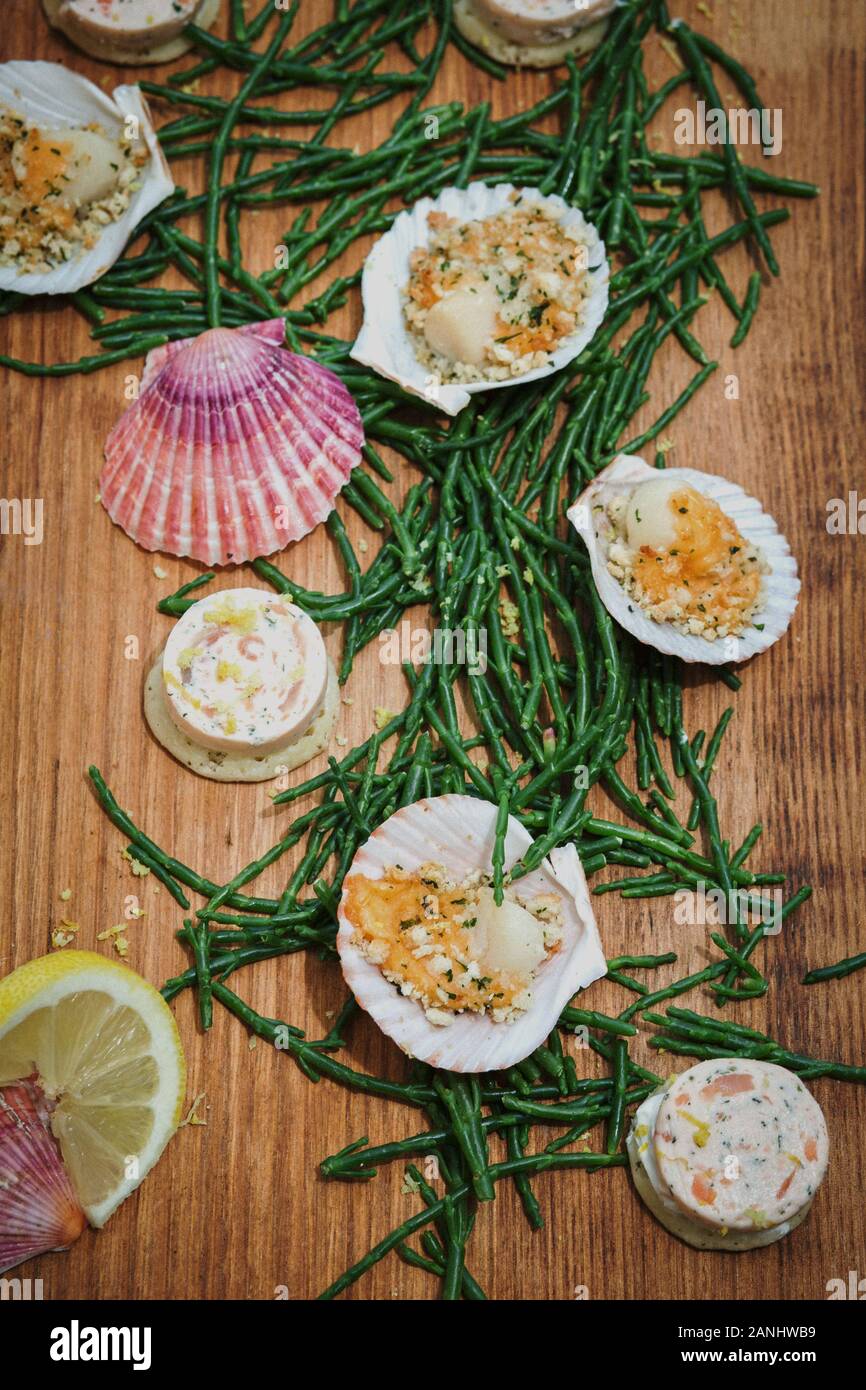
[{"x1": 1, "y1": 0, "x2": 864, "y2": 1302}]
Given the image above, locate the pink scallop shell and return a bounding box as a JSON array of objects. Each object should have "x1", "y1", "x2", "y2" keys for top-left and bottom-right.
[
  {"x1": 0, "y1": 1076, "x2": 87, "y2": 1275},
  {"x1": 100, "y1": 319, "x2": 364, "y2": 565}
]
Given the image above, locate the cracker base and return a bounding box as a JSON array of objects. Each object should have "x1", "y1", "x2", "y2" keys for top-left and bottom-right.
[
  {"x1": 144, "y1": 653, "x2": 339, "y2": 783},
  {"x1": 42, "y1": 0, "x2": 221, "y2": 65}
]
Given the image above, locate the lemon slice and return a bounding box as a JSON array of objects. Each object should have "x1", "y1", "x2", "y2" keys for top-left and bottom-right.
[{"x1": 0, "y1": 950, "x2": 185, "y2": 1227}]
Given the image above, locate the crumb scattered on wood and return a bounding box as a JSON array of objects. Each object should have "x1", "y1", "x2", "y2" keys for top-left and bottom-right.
[
  {"x1": 120, "y1": 848, "x2": 150, "y2": 878},
  {"x1": 181, "y1": 1093, "x2": 209, "y2": 1128},
  {"x1": 52, "y1": 920, "x2": 80, "y2": 950}
]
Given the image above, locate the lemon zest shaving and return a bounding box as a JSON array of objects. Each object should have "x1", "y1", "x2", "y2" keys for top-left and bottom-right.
[
  {"x1": 679, "y1": 1110, "x2": 712, "y2": 1147},
  {"x1": 203, "y1": 601, "x2": 258, "y2": 634},
  {"x1": 745, "y1": 1207, "x2": 770, "y2": 1230},
  {"x1": 181, "y1": 1092, "x2": 209, "y2": 1127},
  {"x1": 164, "y1": 669, "x2": 202, "y2": 710}
]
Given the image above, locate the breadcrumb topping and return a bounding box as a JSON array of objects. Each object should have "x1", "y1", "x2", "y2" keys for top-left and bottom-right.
[
  {"x1": 344, "y1": 860, "x2": 563, "y2": 1026},
  {"x1": 0, "y1": 107, "x2": 147, "y2": 274},
  {"x1": 404, "y1": 194, "x2": 592, "y2": 385}
]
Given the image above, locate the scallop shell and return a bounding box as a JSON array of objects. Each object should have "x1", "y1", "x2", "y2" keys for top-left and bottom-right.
[
  {"x1": 337, "y1": 794, "x2": 606, "y2": 1073},
  {"x1": 350, "y1": 182, "x2": 609, "y2": 416},
  {"x1": 0, "y1": 61, "x2": 173, "y2": 296},
  {"x1": 99, "y1": 320, "x2": 365, "y2": 566},
  {"x1": 567, "y1": 454, "x2": 800, "y2": 664},
  {"x1": 0, "y1": 1076, "x2": 87, "y2": 1275}
]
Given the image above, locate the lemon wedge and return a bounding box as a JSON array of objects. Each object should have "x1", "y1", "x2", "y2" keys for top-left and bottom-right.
[{"x1": 0, "y1": 950, "x2": 185, "y2": 1227}]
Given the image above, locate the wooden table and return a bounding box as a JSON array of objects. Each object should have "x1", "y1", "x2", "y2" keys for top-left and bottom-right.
[{"x1": 2, "y1": 0, "x2": 864, "y2": 1301}]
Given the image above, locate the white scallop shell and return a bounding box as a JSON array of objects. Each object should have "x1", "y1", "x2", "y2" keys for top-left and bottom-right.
[
  {"x1": 567, "y1": 454, "x2": 800, "y2": 664},
  {"x1": 0, "y1": 61, "x2": 173, "y2": 295},
  {"x1": 337, "y1": 794, "x2": 606, "y2": 1073},
  {"x1": 350, "y1": 182, "x2": 609, "y2": 416}
]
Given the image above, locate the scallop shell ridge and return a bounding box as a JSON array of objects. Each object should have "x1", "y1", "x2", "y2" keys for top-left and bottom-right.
[{"x1": 100, "y1": 320, "x2": 364, "y2": 565}]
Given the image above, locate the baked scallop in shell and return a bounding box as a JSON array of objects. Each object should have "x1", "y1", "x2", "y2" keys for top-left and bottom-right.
[
  {"x1": 351, "y1": 182, "x2": 609, "y2": 416},
  {"x1": 0, "y1": 61, "x2": 173, "y2": 295},
  {"x1": 567, "y1": 454, "x2": 799, "y2": 664},
  {"x1": 337, "y1": 794, "x2": 606, "y2": 1072}
]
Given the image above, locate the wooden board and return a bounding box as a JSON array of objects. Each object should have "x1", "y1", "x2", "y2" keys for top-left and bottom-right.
[{"x1": 1, "y1": 0, "x2": 864, "y2": 1301}]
